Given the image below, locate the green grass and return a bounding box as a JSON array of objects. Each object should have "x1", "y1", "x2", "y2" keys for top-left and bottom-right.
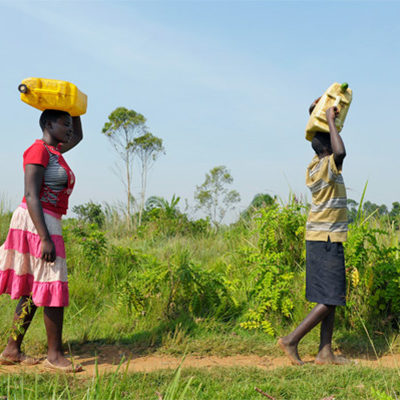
[
  {"x1": 1, "y1": 200, "x2": 400, "y2": 398},
  {"x1": 1, "y1": 291, "x2": 398, "y2": 362},
  {"x1": 0, "y1": 365, "x2": 399, "y2": 399}
]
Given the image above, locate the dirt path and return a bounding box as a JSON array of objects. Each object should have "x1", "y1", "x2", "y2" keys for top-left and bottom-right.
[{"x1": 1, "y1": 345, "x2": 400, "y2": 376}]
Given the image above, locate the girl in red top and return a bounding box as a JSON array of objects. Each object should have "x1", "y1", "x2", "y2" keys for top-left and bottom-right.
[{"x1": 0, "y1": 109, "x2": 83, "y2": 372}]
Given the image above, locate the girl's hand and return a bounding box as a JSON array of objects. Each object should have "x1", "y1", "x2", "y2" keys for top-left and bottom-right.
[
  {"x1": 41, "y1": 237, "x2": 56, "y2": 262},
  {"x1": 326, "y1": 106, "x2": 339, "y2": 122}
]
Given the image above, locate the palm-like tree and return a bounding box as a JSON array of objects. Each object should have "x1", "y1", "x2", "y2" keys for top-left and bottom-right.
[{"x1": 145, "y1": 195, "x2": 181, "y2": 219}]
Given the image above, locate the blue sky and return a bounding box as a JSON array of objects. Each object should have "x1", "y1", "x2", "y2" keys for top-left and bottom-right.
[{"x1": 0, "y1": 0, "x2": 399, "y2": 220}]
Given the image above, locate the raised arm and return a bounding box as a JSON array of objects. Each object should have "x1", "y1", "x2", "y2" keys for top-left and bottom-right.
[
  {"x1": 24, "y1": 164, "x2": 56, "y2": 262},
  {"x1": 58, "y1": 116, "x2": 83, "y2": 154},
  {"x1": 326, "y1": 106, "x2": 346, "y2": 170}
]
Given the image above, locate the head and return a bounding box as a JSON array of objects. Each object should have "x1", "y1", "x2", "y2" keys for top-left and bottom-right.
[
  {"x1": 311, "y1": 132, "x2": 332, "y2": 157},
  {"x1": 39, "y1": 109, "x2": 72, "y2": 144}
]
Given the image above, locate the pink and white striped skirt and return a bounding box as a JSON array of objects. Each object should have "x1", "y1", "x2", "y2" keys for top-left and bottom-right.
[{"x1": 0, "y1": 204, "x2": 68, "y2": 307}]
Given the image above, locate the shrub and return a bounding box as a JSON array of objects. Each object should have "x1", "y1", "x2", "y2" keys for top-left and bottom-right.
[
  {"x1": 72, "y1": 201, "x2": 105, "y2": 227},
  {"x1": 239, "y1": 199, "x2": 306, "y2": 336},
  {"x1": 116, "y1": 247, "x2": 239, "y2": 321},
  {"x1": 343, "y1": 221, "x2": 400, "y2": 330}
]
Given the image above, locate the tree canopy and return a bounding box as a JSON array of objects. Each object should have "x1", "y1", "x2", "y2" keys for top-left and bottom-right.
[
  {"x1": 102, "y1": 107, "x2": 149, "y2": 224},
  {"x1": 194, "y1": 165, "x2": 240, "y2": 226}
]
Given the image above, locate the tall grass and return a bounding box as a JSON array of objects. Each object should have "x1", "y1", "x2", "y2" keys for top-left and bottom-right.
[
  {"x1": 0, "y1": 194, "x2": 400, "y2": 390},
  {"x1": 0, "y1": 364, "x2": 399, "y2": 399},
  {"x1": 3, "y1": 195, "x2": 399, "y2": 354}
]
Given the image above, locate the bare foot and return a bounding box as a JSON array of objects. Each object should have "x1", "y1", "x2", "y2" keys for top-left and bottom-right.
[
  {"x1": 315, "y1": 351, "x2": 350, "y2": 365},
  {"x1": 277, "y1": 337, "x2": 304, "y2": 365}
]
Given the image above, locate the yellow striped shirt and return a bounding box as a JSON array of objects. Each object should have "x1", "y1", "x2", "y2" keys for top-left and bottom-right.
[{"x1": 305, "y1": 154, "x2": 347, "y2": 242}]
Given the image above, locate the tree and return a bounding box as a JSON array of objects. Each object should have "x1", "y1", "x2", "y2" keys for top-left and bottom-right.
[
  {"x1": 241, "y1": 193, "x2": 276, "y2": 219},
  {"x1": 102, "y1": 107, "x2": 147, "y2": 224},
  {"x1": 145, "y1": 195, "x2": 180, "y2": 219},
  {"x1": 389, "y1": 202, "x2": 400, "y2": 229},
  {"x1": 194, "y1": 165, "x2": 241, "y2": 226},
  {"x1": 72, "y1": 201, "x2": 105, "y2": 227},
  {"x1": 363, "y1": 201, "x2": 388, "y2": 217},
  {"x1": 132, "y1": 133, "x2": 165, "y2": 226},
  {"x1": 390, "y1": 202, "x2": 400, "y2": 219},
  {"x1": 347, "y1": 198, "x2": 359, "y2": 223}
]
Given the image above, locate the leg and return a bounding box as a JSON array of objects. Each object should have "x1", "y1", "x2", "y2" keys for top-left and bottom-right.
[
  {"x1": 43, "y1": 307, "x2": 71, "y2": 368},
  {"x1": 278, "y1": 303, "x2": 334, "y2": 365},
  {"x1": 1, "y1": 296, "x2": 38, "y2": 362},
  {"x1": 315, "y1": 307, "x2": 348, "y2": 364},
  {"x1": 316, "y1": 306, "x2": 335, "y2": 361}
]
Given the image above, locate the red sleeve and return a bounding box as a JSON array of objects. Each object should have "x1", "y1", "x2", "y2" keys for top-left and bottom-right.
[{"x1": 23, "y1": 143, "x2": 50, "y2": 169}]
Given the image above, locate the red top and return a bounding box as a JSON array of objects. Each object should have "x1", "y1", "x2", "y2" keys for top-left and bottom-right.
[{"x1": 22, "y1": 140, "x2": 75, "y2": 215}]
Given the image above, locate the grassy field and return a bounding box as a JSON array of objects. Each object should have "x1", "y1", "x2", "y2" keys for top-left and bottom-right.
[
  {"x1": 0, "y1": 365, "x2": 399, "y2": 399},
  {"x1": 0, "y1": 199, "x2": 399, "y2": 399}
]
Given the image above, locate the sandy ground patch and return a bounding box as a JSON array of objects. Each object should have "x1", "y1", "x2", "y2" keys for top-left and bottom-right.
[{"x1": 0, "y1": 345, "x2": 399, "y2": 376}]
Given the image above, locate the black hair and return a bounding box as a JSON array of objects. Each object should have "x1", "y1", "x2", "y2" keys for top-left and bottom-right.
[
  {"x1": 39, "y1": 109, "x2": 71, "y2": 132},
  {"x1": 311, "y1": 132, "x2": 332, "y2": 156}
]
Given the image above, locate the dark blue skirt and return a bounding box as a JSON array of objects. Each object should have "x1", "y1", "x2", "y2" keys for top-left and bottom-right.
[{"x1": 306, "y1": 239, "x2": 346, "y2": 306}]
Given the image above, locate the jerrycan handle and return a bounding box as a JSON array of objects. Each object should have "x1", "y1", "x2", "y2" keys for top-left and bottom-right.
[
  {"x1": 334, "y1": 96, "x2": 341, "y2": 108},
  {"x1": 18, "y1": 85, "x2": 61, "y2": 95}
]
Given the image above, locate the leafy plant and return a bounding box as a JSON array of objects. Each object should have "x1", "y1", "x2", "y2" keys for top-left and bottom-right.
[
  {"x1": 140, "y1": 196, "x2": 210, "y2": 238},
  {"x1": 344, "y1": 221, "x2": 400, "y2": 330},
  {"x1": 116, "y1": 247, "x2": 239, "y2": 321},
  {"x1": 240, "y1": 199, "x2": 306, "y2": 336},
  {"x1": 370, "y1": 388, "x2": 395, "y2": 400},
  {"x1": 68, "y1": 223, "x2": 107, "y2": 267},
  {"x1": 72, "y1": 201, "x2": 105, "y2": 227}
]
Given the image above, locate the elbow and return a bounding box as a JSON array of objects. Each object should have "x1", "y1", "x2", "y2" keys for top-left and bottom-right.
[
  {"x1": 336, "y1": 150, "x2": 346, "y2": 159},
  {"x1": 72, "y1": 116, "x2": 83, "y2": 142},
  {"x1": 24, "y1": 191, "x2": 39, "y2": 205},
  {"x1": 75, "y1": 132, "x2": 83, "y2": 144},
  {"x1": 334, "y1": 151, "x2": 346, "y2": 165}
]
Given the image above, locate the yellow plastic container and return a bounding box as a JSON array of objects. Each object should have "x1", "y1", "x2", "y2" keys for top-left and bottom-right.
[
  {"x1": 18, "y1": 77, "x2": 87, "y2": 116},
  {"x1": 305, "y1": 82, "x2": 352, "y2": 141}
]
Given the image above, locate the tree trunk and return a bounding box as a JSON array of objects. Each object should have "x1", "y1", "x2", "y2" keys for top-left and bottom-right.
[
  {"x1": 126, "y1": 156, "x2": 131, "y2": 228},
  {"x1": 138, "y1": 161, "x2": 147, "y2": 226}
]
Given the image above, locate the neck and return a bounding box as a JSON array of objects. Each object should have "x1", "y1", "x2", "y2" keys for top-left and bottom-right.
[{"x1": 42, "y1": 131, "x2": 58, "y2": 147}]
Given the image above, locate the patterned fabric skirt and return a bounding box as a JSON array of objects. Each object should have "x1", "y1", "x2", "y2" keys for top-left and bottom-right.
[{"x1": 0, "y1": 204, "x2": 68, "y2": 307}]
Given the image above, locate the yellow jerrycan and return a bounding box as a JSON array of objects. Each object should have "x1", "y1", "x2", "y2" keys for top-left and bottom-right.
[
  {"x1": 305, "y1": 82, "x2": 352, "y2": 141},
  {"x1": 18, "y1": 77, "x2": 87, "y2": 116}
]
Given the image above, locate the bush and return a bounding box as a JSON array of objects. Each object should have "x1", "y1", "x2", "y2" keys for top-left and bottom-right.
[
  {"x1": 72, "y1": 201, "x2": 105, "y2": 227},
  {"x1": 116, "y1": 247, "x2": 239, "y2": 321},
  {"x1": 239, "y1": 199, "x2": 307, "y2": 336},
  {"x1": 140, "y1": 207, "x2": 210, "y2": 237},
  {"x1": 343, "y1": 221, "x2": 400, "y2": 330},
  {"x1": 59, "y1": 193, "x2": 400, "y2": 345}
]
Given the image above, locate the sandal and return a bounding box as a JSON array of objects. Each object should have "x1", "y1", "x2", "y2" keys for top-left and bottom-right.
[
  {"x1": 43, "y1": 358, "x2": 83, "y2": 373},
  {"x1": 0, "y1": 353, "x2": 40, "y2": 366}
]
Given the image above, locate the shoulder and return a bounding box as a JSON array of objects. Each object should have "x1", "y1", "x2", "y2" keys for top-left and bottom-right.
[
  {"x1": 23, "y1": 140, "x2": 50, "y2": 167},
  {"x1": 23, "y1": 140, "x2": 45, "y2": 155},
  {"x1": 307, "y1": 155, "x2": 321, "y2": 173}
]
